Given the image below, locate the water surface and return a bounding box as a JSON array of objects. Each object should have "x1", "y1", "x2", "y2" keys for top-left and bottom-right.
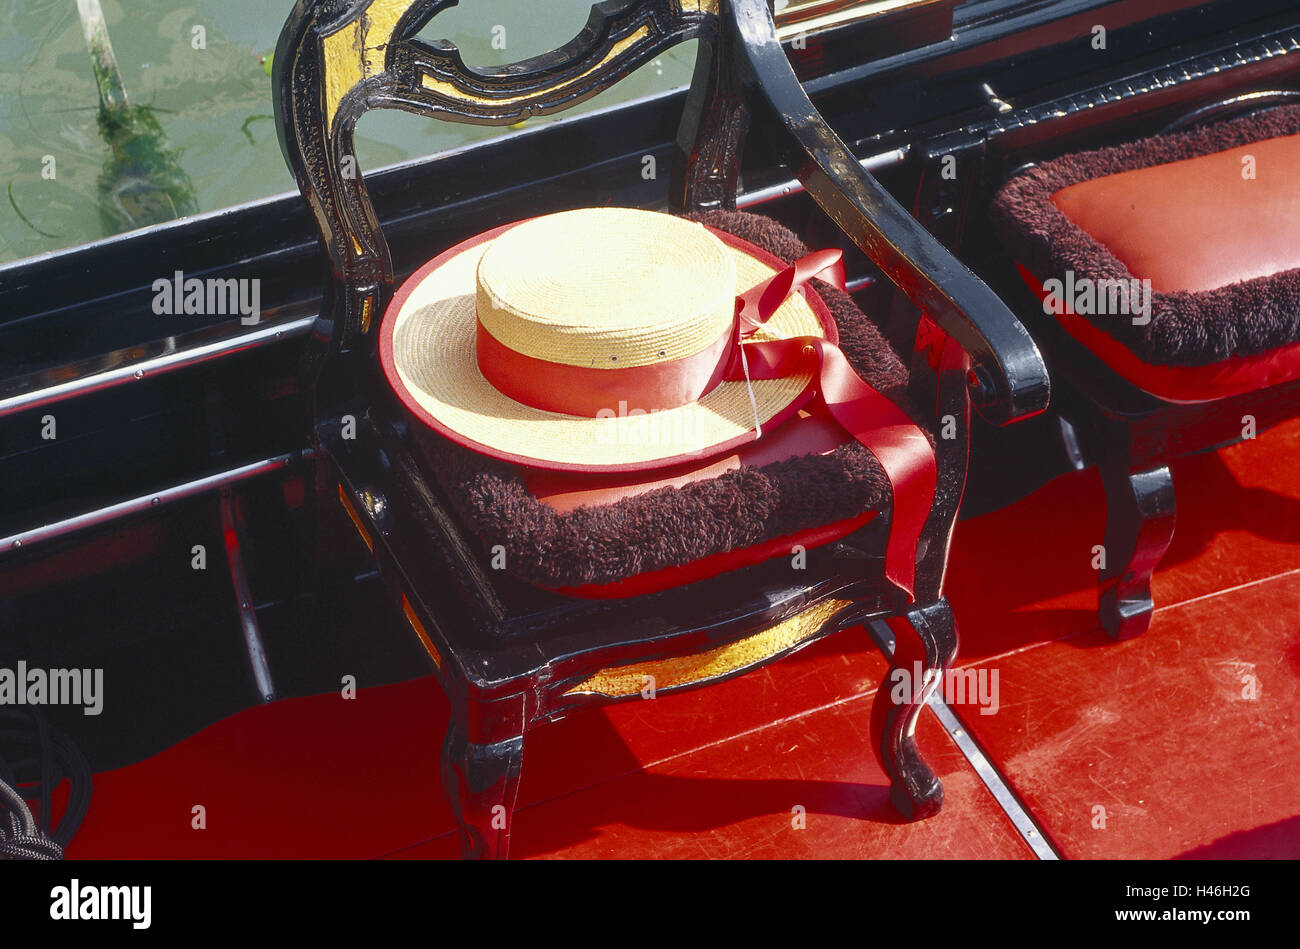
[{"x1": 0, "y1": 0, "x2": 694, "y2": 263}]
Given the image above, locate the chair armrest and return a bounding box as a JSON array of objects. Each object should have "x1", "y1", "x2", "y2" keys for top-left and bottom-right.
[{"x1": 729, "y1": 0, "x2": 1049, "y2": 426}]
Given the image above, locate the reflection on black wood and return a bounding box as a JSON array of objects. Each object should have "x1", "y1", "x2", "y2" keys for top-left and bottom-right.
[
  {"x1": 441, "y1": 718, "x2": 525, "y2": 860},
  {"x1": 1099, "y1": 461, "x2": 1176, "y2": 641},
  {"x1": 670, "y1": 9, "x2": 749, "y2": 214},
  {"x1": 870, "y1": 598, "x2": 958, "y2": 819}
]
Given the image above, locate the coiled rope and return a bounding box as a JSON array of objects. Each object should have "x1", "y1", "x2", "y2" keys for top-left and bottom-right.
[{"x1": 0, "y1": 709, "x2": 92, "y2": 860}]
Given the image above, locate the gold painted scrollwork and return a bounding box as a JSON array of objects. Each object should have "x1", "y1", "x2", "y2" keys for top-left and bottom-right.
[
  {"x1": 563, "y1": 598, "x2": 854, "y2": 698},
  {"x1": 321, "y1": 0, "x2": 421, "y2": 130}
]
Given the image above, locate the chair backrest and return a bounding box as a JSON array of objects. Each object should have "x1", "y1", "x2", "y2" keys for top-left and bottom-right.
[{"x1": 273, "y1": 0, "x2": 725, "y2": 366}]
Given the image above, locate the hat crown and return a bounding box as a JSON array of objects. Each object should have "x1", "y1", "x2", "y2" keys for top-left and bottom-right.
[{"x1": 475, "y1": 208, "x2": 737, "y2": 368}]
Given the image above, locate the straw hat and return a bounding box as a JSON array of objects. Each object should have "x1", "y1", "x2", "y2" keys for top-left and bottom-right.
[{"x1": 379, "y1": 207, "x2": 834, "y2": 472}]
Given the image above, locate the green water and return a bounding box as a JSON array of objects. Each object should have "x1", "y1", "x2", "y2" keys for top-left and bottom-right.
[{"x1": 0, "y1": 0, "x2": 696, "y2": 263}]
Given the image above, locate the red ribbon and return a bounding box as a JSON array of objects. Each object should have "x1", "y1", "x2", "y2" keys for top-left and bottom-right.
[
  {"x1": 914, "y1": 312, "x2": 970, "y2": 385},
  {"x1": 724, "y1": 252, "x2": 936, "y2": 602}
]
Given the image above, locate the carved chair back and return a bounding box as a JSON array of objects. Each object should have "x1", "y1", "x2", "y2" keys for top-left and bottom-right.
[{"x1": 273, "y1": 0, "x2": 724, "y2": 371}]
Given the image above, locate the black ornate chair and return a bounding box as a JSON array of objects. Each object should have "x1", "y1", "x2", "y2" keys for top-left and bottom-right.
[
  {"x1": 988, "y1": 93, "x2": 1300, "y2": 640},
  {"x1": 273, "y1": 0, "x2": 1048, "y2": 857}
]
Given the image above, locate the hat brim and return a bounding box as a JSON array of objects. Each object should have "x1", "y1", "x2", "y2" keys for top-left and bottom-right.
[{"x1": 379, "y1": 219, "x2": 838, "y2": 473}]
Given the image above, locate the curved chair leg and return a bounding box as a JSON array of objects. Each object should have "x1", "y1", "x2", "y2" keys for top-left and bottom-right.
[
  {"x1": 871, "y1": 598, "x2": 959, "y2": 820},
  {"x1": 441, "y1": 720, "x2": 524, "y2": 860},
  {"x1": 1099, "y1": 463, "x2": 1176, "y2": 640}
]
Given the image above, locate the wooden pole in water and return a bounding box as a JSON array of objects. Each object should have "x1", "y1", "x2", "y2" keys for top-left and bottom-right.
[
  {"x1": 75, "y1": 0, "x2": 129, "y2": 115},
  {"x1": 73, "y1": 0, "x2": 199, "y2": 232}
]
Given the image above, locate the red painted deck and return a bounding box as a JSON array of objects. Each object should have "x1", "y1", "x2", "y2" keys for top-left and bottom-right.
[{"x1": 61, "y1": 418, "x2": 1300, "y2": 859}]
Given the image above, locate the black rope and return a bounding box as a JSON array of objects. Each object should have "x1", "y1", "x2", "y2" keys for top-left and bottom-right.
[{"x1": 0, "y1": 708, "x2": 93, "y2": 860}]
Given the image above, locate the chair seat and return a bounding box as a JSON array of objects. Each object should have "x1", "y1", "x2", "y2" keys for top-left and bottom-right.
[
  {"x1": 408, "y1": 209, "x2": 923, "y2": 597},
  {"x1": 992, "y1": 105, "x2": 1300, "y2": 402}
]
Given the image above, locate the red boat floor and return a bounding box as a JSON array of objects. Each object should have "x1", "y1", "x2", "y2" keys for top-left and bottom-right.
[{"x1": 59, "y1": 418, "x2": 1300, "y2": 859}]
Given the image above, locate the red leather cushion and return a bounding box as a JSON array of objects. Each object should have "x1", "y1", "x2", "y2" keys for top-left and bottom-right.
[{"x1": 1050, "y1": 134, "x2": 1300, "y2": 294}]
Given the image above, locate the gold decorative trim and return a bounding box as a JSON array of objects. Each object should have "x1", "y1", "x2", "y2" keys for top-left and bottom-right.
[
  {"x1": 402, "y1": 593, "x2": 442, "y2": 670},
  {"x1": 419, "y1": 25, "x2": 654, "y2": 108},
  {"x1": 359, "y1": 294, "x2": 373, "y2": 335},
  {"x1": 321, "y1": 0, "x2": 415, "y2": 130},
  {"x1": 564, "y1": 598, "x2": 853, "y2": 698},
  {"x1": 337, "y1": 482, "x2": 373, "y2": 553}
]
